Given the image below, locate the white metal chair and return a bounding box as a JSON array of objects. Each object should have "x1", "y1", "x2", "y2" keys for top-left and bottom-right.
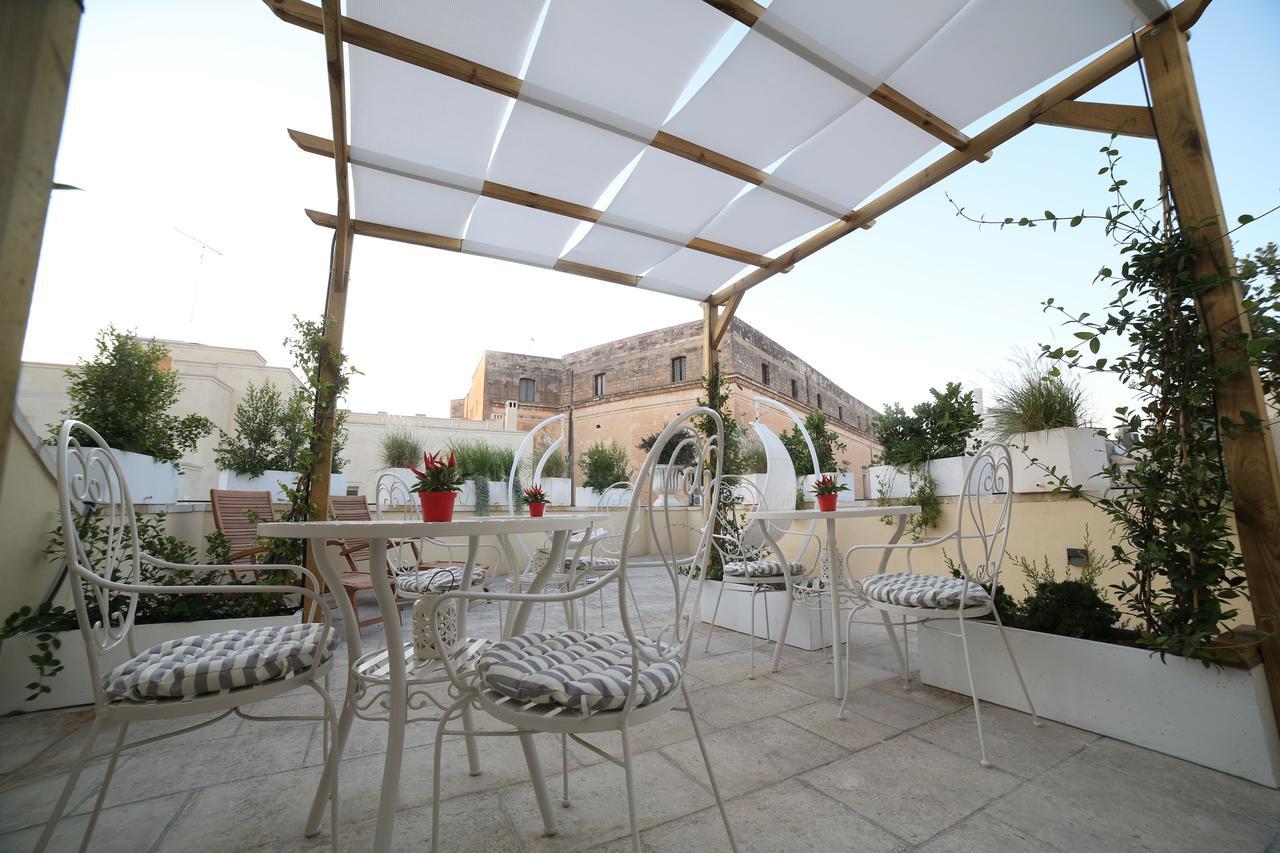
[
  {"x1": 427, "y1": 408, "x2": 738, "y2": 853},
  {"x1": 36, "y1": 420, "x2": 343, "y2": 852},
  {"x1": 839, "y1": 443, "x2": 1040, "y2": 767}
]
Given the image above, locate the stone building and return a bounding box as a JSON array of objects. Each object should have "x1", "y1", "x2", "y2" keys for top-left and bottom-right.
[{"x1": 453, "y1": 319, "x2": 882, "y2": 496}]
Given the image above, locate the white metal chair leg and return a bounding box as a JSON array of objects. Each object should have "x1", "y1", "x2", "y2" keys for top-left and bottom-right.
[
  {"x1": 682, "y1": 682, "x2": 739, "y2": 852},
  {"x1": 879, "y1": 610, "x2": 910, "y2": 686},
  {"x1": 992, "y1": 606, "x2": 1041, "y2": 725},
  {"x1": 307, "y1": 686, "x2": 356, "y2": 836},
  {"x1": 77, "y1": 721, "x2": 127, "y2": 853},
  {"x1": 620, "y1": 723, "x2": 641, "y2": 853},
  {"x1": 34, "y1": 715, "x2": 103, "y2": 853},
  {"x1": 461, "y1": 702, "x2": 482, "y2": 776},
  {"x1": 956, "y1": 614, "x2": 992, "y2": 768},
  {"x1": 901, "y1": 616, "x2": 911, "y2": 680},
  {"x1": 520, "y1": 731, "x2": 559, "y2": 837},
  {"x1": 769, "y1": 583, "x2": 793, "y2": 674},
  {"x1": 748, "y1": 588, "x2": 757, "y2": 679},
  {"x1": 430, "y1": 699, "x2": 465, "y2": 853},
  {"x1": 561, "y1": 733, "x2": 572, "y2": 807},
  {"x1": 837, "y1": 607, "x2": 861, "y2": 720},
  {"x1": 703, "y1": 583, "x2": 726, "y2": 652}
]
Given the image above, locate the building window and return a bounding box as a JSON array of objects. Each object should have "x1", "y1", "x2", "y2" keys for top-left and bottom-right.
[
  {"x1": 790, "y1": 378, "x2": 799, "y2": 398},
  {"x1": 671, "y1": 356, "x2": 687, "y2": 383},
  {"x1": 594, "y1": 372, "x2": 606, "y2": 397},
  {"x1": 816, "y1": 393, "x2": 823, "y2": 410},
  {"x1": 518, "y1": 378, "x2": 535, "y2": 403},
  {"x1": 838, "y1": 405, "x2": 843, "y2": 422},
  {"x1": 761, "y1": 362, "x2": 770, "y2": 386}
]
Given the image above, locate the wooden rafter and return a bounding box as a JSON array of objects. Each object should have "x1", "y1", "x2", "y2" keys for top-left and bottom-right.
[
  {"x1": 264, "y1": 0, "x2": 829, "y2": 208},
  {"x1": 700, "y1": 0, "x2": 982, "y2": 156},
  {"x1": 305, "y1": 209, "x2": 642, "y2": 289},
  {"x1": 709, "y1": 0, "x2": 1209, "y2": 307},
  {"x1": 287, "y1": 128, "x2": 773, "y2": 268},
  {"x1": 1036, "y1": 101, "x2": 1157, "y2": 139}
]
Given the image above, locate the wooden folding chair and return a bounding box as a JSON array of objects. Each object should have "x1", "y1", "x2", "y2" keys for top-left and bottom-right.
[{"x1": 209, "y1": 489, "x2": 274, "y2": 578}]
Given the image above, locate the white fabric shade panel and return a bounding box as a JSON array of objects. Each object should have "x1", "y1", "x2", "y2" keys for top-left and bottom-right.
[{"x1": 340, "y1": 0, "x2": 1165, "y2": 302}]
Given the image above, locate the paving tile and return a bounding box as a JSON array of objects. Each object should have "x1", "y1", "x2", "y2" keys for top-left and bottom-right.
[
  {"x1": 801, "y1": 735, "x2": 1020, "y2": 843},
  {"x1": 765, "y1": 658, "x2": 889, "y2": 699},
  {"x1": 568, "y1": 707, "x2": 705, "y2": 768},
  {"x1": 838, "y1": 686, "x2": 951, "y2": 729},
  {"x1": 502, "y1": 750, "x2": 714, "y2": 852},
  {"x1": 660, "y1": 715, "x2": 848, "y2": 799},
  {"x1": 915, "y1": 812, "x2": 1058, "y2": 853},
  {"x1": 593, "y1": 778, "x2": 905, "y2": 853},
  {"x1": 682, "y1": 680, "x2": 816, "y2": 729},
  {"x1": 0, "y1": 757, "x2": 112, "y2": 834},
  {"x1": 986, "y1": 748, "x2": 1279, "y2": 852},
  {"x1": 869, "y1": 676, "x2": 971, "y2": 712},
  {"x1": 912, "y1": 704, "x2": 1098, "y2": 778},
  {"x1": 785, "y1": 700, "x2": 901, "y2": 752},
  {"x1": 0, "y1": 707, "x2": 93, "y2": 778},
  {"x1": 0, "y1": 790, "x2": 188, "y2": 853}
]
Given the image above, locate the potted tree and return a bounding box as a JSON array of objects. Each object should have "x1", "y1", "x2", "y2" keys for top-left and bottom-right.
[
  {"x1": 49, "y1": 327, "x2": 213, "y2": 503},
  {"x1": 577, "y1": 440, "x2": 631, "y2": 507},
  {"x1": 521, "y1": 484, "x2": 549, "y2": 517},
  {"x1": 811, "y1": 474, "x2": 847, "y2": 511},
  {"x1": 409, "y1": 451, "x2": 463, "y2": 522}
]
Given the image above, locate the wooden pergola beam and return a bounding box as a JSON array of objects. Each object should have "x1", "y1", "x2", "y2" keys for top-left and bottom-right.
[
  {"x1": 700, "y1": 0, "x2": 983, "y2": 157},
  {"x1": 265, "y1": 0, "x2": 814, "y2": 202},
  {"x1": 0, "y1": 0, "x2": 80, "y2": 483},
  {"x1": 1036, "y1": 101, "x2": 1157, "y2": 139},
  {"x1": 1142, "y1": 13, "x2": 1280, "y2": 738},
  {"x1": 305, "y1": 209, "x2": 642, "y2": 289},
  {"x1": 288, "y1": 128, "x2": 773, "y2": 268},
  {"x1": 709, "y1": 0, "x2": 1209, "y2": 307}
]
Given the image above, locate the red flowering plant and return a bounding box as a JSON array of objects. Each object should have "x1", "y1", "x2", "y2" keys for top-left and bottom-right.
[
  {"x1": 408, "y1": 451, "x2": 463, "y2": 494},
  {"x1": 811, "y1": 474, "x2": 848, "y2": 496},
  {"x1": 521, "y1": 484, "x2": 548, "y2": 506}
]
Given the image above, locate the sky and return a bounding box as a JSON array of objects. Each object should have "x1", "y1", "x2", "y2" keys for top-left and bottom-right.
[{"x1": 25, "y1": 1, "x2": 1280, "y2": 429}]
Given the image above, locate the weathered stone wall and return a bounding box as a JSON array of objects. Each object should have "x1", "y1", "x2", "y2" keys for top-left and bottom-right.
[{"x1": 561, "y1": 321, "x2": 704, "y2": 404}]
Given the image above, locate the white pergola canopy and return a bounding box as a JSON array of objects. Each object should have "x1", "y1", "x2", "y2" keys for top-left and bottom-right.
[{"x1": 323, "y1": 0, "x2": 1167, "y2": 303}]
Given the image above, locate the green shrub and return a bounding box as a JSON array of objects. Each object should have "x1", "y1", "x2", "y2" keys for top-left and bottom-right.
[
  {"x1": 214, "y1": 381, "x2": 324, "y2": 476},
  {"x1": 535, "y1": 445, "x2": 567, "y2": 478},
  {"x1": 1018, "y1": 578, "x2": 1121, "y2": 640},
  {"x1": 987, "y1": 355, "x2": 1088, "y2": 439},
  {"x1": 580, "y1": 441, "x2": 630, "y2": 492},
  {"x1": 379, "y1": 427, "x2": 422, "y2": 469},
  {"x1": 52, "y1": 327, "x2": 214, "y2": 467},
  {"x1": 738, "y1": 442, "x2": 767, "y2": 474},
  {"x1": 637, "y1": 428, "x2": 698, "y2": 465},
  {"x1": 782, "y1": 410, "x2": 846, "y2": 475},
  {"x1": 448, "y1": 440, "x2": 501, "y2": 480}
]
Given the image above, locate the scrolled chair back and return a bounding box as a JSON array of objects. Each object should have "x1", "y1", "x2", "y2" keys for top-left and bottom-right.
[
  {"x1": 709, "y1": 475, "x2": 765, "y2": 568},
  {"x1": 55, "y1": 420, "x2": 145, "y2": 691},
  {"x1": 615, "y1": 408, "x2": 723, "y2": 713},
  {"x1": 954, "y1": 442, "x2": 1015, "y2": 591}
]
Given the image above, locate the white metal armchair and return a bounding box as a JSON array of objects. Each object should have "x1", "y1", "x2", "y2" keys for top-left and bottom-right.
[
  {"x1": 426, "y1": 408, "x2": 738, "y2": 853},
  {"x1": 36, "y1": 420, "x2": 343, "y2": 852},
  {"x1": 840, "y1": 443, "x2": 1039, "y2": 767}
]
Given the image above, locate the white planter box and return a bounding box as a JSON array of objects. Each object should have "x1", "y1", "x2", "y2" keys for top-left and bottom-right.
[
  {"x1": 699, "y1": 580, "x2": 832, "y2": 651},
  {"x1": 919, "y1": 621, "x2": 1280, "y2": 788},
  {"x1": 542, "y1": 477, "x2": 572, "y2": 508},
  {"x1": 217, "y1": 470, "x2": 347, "y2": 503},
  {"x1": 1010, "y1": 427, "x2": 1110, "y2": 493},
  {"x1": 870, "y1": 456, "x2": 972, "y2": 500},
  {"x1": 574, "y1": 486, "x2": 633, "y2": 509},
  {"x1": 0, "y1": 612, "x2": 300, "y2": 714}
]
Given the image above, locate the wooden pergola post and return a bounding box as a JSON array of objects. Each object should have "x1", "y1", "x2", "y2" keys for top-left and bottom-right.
[
  {"x1": 1142, "y1": 19, "x2": 1280, "y2": 730},
  {"x1": 303, "y1": 0, "x2": 354, "y2": 611},
  {"x1": 0, "y1": 0, "x2": 81, "y2": 482}
]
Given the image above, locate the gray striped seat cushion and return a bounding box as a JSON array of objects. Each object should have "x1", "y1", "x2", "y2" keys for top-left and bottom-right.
[
  {"x1": 564, "y1": 556, "x2": 620, "y2": 569},
  {"x1": 103, "y1": 623, "x2": 336, "y2": 702},
  {"x1": 477, "y1": 630, "x2": 681, "y2": 715},
  {"x1": 723, "y1": 559, "x2": 807, "y2": 578},
  {"x1": 395, "y1": 565, "x2": 488, "y2": 595},
  {"x1": 861, "y1": 573, "x2": 991, "y2": 609}
]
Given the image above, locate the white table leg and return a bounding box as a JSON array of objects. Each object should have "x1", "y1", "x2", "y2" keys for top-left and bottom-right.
[
  {"x1": 826, "y1": 517, "x2": 842, "y2": 699},
  {"x1": 509, "y1": 529, "x2": 570, "y2": 636},
  {"x1": 368, "y1": 538, "x2": 405, "y2": 853}
]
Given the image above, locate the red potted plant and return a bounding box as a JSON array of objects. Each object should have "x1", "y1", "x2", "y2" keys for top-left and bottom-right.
[
  {"x1": 521, "y1": 484, "x2": 549, "y2": 517},
  {"x1": 812, "y1": 474, "x2": 848, "y2": 512},
  {"x1": 408, "y1": 450, "x2": 463, "y2": 522}
]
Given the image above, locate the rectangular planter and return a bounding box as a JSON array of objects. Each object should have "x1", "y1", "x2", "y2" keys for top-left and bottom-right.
[
  {"x1": 0, "y1": 612, "x2": 300, "y2": 715},
  {"x1": 217, "y1": 470, "x2": 347, "y2": 503},
  {"x1": 43, "y1": 447, "x2": 180, "y2": 505},
  {"x1": 919, "y1": 621, "x2": 1280, "y2": 788},
  {"x1": 1011, "y1": 427, "x2": 1110, "y2": 493},
  {"x1": 698, "y1": 579, "x2": 832, "y2": 651},
  {"x1": 798, "y1": 473, "x2": 860, "y2": 504},
  {"x1": 870, "y1": 456, "x2": 972, "y2": 500}
]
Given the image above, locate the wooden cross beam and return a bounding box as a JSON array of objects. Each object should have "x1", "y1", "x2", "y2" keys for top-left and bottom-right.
[
  {"x1": 288, "y1": 129, "x2": 773, "y2": 268},
  {"x1": 709, "y1": 0, "x2": 1210, "y2": 307},
  {"x1": 1036, "y1": 101, "x2": 1157, "y2": 139}
]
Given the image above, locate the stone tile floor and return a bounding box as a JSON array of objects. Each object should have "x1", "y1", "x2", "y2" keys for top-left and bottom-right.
[{"x1": 2, "y1": 569, "x2": 1279, "y2": 852}]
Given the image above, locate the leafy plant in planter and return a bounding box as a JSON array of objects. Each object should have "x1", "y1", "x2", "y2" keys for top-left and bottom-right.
[
  {"x1": 782, "y1": 410, "x2": 846, "y2": 475},
  {"x1": 638, "y1": 428, "x2": 698, "y2": 466},
  {"x1": 50, "y1": 326, "x2": 214, "y2": 467},
  {"x1": 950, "y1": 141, "x2": 1278, "y2": 663},
  {"x1": 579, "y1": 441, "x2": 631, "y2": 492},
  {"x1": 213, "y1": 380, "x2": 341, "y2": 476},
  {"x1": 871, "y1": 383, "x2": 980, "y2": 537},
  {"x1": 986, "y1": 353, "x2": 1089, "y2": 440},
  {"x1": 738, "y1": 441, "x2": 767, "y2": 475},
  {"x1": 380, "y1": 427, "x2": 422, "y2": 469}
]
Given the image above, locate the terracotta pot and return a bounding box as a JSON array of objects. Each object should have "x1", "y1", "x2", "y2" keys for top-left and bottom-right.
[
  {"x1": 528, "y1": 501, "x2": 546, "y2": 518},
  {"x1": 816, "y1": 493, "x2": 838, "y2": 512},
  {"x1": 420, "y1": 490, "x2": 457, "y2": 522}
]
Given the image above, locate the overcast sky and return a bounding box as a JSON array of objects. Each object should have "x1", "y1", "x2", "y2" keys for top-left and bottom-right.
[{"x1": 25, "y1": 1, "x2": 1280, "y2": 429}]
